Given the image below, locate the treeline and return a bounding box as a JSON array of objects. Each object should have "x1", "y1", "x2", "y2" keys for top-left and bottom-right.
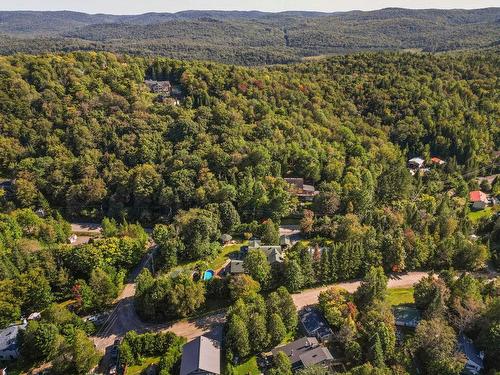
[
  {"x1": 0, "y1": 211, "x2": 147, "y2": 328},
  {"x1": 0, "y1": 9, "x2": 499, "y2": 64}
]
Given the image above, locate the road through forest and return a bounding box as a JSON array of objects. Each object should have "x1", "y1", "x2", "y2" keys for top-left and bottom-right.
[{"x1": 92, "y1": 269, "x2": 428, "y2": 352}]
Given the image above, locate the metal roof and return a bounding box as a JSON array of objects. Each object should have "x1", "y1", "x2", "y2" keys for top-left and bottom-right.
[{"x1": 180, "y1": 336, "x2": 221, "y2": 375}]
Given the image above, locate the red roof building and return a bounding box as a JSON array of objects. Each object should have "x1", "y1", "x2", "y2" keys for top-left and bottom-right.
[
  {"x1": 431, "y1": 157, "x2": 446, "y2": 165},
  {"x1": 469, "y1": 191, "x2": 488, "y2": 203}
]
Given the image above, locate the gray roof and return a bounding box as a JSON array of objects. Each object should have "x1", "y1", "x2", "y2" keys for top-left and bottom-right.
[
  {"x1": 300, "y1": 308, "x2": 333, "y2": 342},
  {"x1": 230, "y1": 260, "x2": 245, "y2": 274},
  {"x1": 272, "y1": 337, "x2": 319, "y2": 366},
  {"x1": 458, "y1": 333, "x2": 484, "y2": 369},
  {"x1": 393, "y1": 306, "x2": 421, "y2": 328},
  {"x1": 180, "y1": 336, "x2": 221, "y2": 375},
  {"x1": 280, "y1": 236, "x2": 291, "y2": 246},
  {"x1": 299, "y1": 346, "x2": 334, "y2": 367},
  {"x1": 260, "y1": 246, "x2": 284, "y2": 264},
  {"x1": 0, "y1": 323, "x2": 26, "y2": 352}
]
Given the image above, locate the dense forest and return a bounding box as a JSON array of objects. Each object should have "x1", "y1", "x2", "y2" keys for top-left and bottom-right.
[
  {"x1": 0, "y1": 51, "x2": 498, "y2": 221},
  {"x1": 0, "y1": 48, "x2": 499, "y2": 374},
  {"x1": 0, "y1": 8, "x2": 499, "y2": 64}
]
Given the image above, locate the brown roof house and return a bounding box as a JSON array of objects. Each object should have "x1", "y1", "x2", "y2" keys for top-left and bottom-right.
[
  {"x1": 272, "y1": 337, "x2": 333, "y2": 371},
  {"x1": 284, "y1": 178, "x2": 319, "y2": 202},
  {"x1": 180, "y1": 336, "x2": 221, "y2": 375}
]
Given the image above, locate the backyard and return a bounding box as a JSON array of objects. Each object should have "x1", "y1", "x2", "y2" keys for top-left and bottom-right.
[{"x1": 386, "y1": 287, "x2": 415, "y2": 306}]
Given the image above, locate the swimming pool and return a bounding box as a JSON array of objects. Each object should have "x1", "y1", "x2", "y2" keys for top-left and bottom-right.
[{"x1": 203, "y1": 269, "x2": 215, "y2": 281}]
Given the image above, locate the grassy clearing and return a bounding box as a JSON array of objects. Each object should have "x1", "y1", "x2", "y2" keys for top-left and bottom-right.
[
  {"x1": 386, "y1": 287, "x2": 415, "y2": 306},
  {"x1": 126, "y1": 356, "x2": 161, "y2": 375},
  {"x1": 468, "y1": 207, "x2": 494, "y2": 223},
  {"x1": 232, "y1": 356, "x2": 260, "y2": 375},
  {"x1": 209, "y1": 242, "x2": 244, "y2": 270}
]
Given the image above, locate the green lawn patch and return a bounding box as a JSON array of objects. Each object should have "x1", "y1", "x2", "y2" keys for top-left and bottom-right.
[
  {"x1": 126, "y1": 356, "x2": 161, "y2": 375},
  {"x1": 468, "y1": 207, "x2": 494, "y2": 223},
  {"x1": 386, "y1": 287, "x2": 415, "y2": 306},
  {"x1": 232, "y1": 356, "x2": 260, "y2": 375},
  {"x1": 209, "y1": 243, "x2": 244, "y2": 270}
]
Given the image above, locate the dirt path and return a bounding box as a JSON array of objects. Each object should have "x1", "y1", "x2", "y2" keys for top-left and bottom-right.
[
  {"x1": 292, "y1": 271, "x2": 428, "y2": 309},
  {"x1": 92, "y1": 271, "x2": 428, "y2": 354}
]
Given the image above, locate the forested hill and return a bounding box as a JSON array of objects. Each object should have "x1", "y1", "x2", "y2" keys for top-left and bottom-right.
[
  {"x1": 0, "y1": 51, "x2": 498, "y2": 223},
  {"x1": 0, "y1": 8, "x2": 499, "y2": 64}
]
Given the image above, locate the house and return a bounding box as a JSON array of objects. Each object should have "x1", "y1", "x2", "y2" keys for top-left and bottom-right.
[
  {"x1": 284, "y1": 178, "x2": 319, "y2": 202},
  {"x1": 0, "y1": 322, "x2": 27, "y2": 361},
  {"x1": 145, "y1": 80, "x2": 172, "y2": 95},
  {"x1": 471, "y1": 201, "x2": 487, "y2": 211},
  {"x1": 299, "y1": 307, "x2": 333, "y2": 343},
  {"x1": 280, "y1": 235, "x2": 291, "y2": 249},
  {"x1": 221, "y1": 234, "x2": 232, "y2": 245},
  {"x1": 27, "y1": 312, "x2": 41, "y2": 321},
  {"x1": 180, "y1": 336, "x2": 221, "y2": 375},
  {"x1": 430, "y1": 157, "x2": 446, "y2": 166},
  {"x1": 458, "y1": 333, "x2": 484, "y2": 375},
  {"x1": 272, "y1": 337, "x2": 333, "y2": 370},
  {"x1": 408, "y1": 157, "x2": 425, "y2": 169},
  {"x1": 229, "y1": 260, "x2": 244, "y2": 274},
  {"x1": 260, "y1": 246, "x2": 284, "y2": 264},
  {"x1": 240, "y1": 241, "x2": 284, "y2": 265},
  {"x1": 393, "y1": 306, "x2": 421, "y2": 329},
  {"x1": 248, "y1": 239, "x2": 261, "y2": 248},
  {"x1": 469, "y1": 191, "x2": 488, "y2": 204}
]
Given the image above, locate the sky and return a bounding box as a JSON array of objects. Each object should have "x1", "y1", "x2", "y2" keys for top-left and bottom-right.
[{"x1": 1, "y1": 0, "x2": 498, "y2": 14}]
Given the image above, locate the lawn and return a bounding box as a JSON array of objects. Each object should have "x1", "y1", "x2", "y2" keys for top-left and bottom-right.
[
  {"x1": 209, "y1": 242, "x2": 244, "y2": 270},
  {"x1": 232, "y1": 356, "x2": 260, "y2": 375},
  {"x1": 126, "y1": 356, "x2": 161, "y2": 375},
  {"x1": 468, "y1": 207, "x2": 494, "y2": 223},
  {"x1": 386, "y1": 287, "x2": 415, "y2": 306},
  {"x1": 178, "y1": 242, "x2": 245, "y2": 272}
]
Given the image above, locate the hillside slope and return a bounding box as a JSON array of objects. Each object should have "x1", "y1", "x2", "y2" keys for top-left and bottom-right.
[{"x1": 0, "y1": 8, "x2": 498, "y2": 64}]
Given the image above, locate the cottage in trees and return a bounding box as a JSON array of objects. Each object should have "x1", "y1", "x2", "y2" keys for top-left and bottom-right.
[
  {"x1": 284, "y1": 178, "x2": 319, "y2": 202},
  {"x1": 458, "y1": 333, "x2": 484, "y2": 375},
  {"x1": 469, "y1": 190, "x2": 488, "y2": 211},
  {"x1": 272, "y1": 337, "x2": 334, "y2": 370},
  {"x1": 180, "y1": 336, "x2": 221, "y2": 375},
  {"x1": 299, "y1": 307, "x2": 333, "y2": 343}
]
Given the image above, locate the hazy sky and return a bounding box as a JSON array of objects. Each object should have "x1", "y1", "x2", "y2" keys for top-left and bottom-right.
[{"x1": 1, "y1": 0, "x2": 498, "y2": 14}]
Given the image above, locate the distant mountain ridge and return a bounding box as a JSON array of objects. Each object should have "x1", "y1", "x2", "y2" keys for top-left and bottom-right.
[{"x1": 0, "y1": 8, "x2": 498, "y2": 64}]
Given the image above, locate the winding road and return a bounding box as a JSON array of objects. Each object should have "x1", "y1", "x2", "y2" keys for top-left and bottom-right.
[{"x1": 92, "y1": 267, "x2": 428, "y2": 353}]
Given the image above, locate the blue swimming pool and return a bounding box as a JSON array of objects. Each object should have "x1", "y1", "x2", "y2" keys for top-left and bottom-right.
[{"x1": 203, "y1": 269, "x2": 215, "y2": 281}]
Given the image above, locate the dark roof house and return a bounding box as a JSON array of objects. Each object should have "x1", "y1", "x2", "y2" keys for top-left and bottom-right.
[
  {"x1": 458, "y1": 333, "x2": 484, "y2": 375},
  {"x1": 393, "y1": 306, "x2": 421, "y2": 329},
  {"x1": 180, "y1": 336, "x2": 221, "y2": 375},
  {"x1": 299, "y1": 307, "x2": 333, "y2": 343},
  {"x1": 272, "y1": 337, "x2": 333, "y2": 370}
]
